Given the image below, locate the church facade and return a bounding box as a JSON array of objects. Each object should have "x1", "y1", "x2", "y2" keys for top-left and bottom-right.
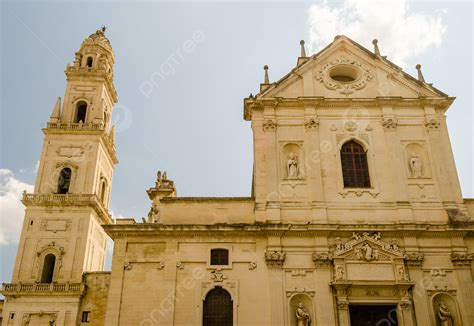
[{"x1": 1, "y1": 30, "x2": 473, "y2": 326}]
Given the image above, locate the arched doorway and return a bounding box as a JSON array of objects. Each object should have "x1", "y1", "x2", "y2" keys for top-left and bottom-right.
[{"x1": 203, "y1": 287, "x2": 233, "y2": 326}]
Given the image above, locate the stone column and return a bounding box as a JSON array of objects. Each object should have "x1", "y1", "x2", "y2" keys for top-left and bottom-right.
[
  {"x1": 265, "y1": 250, "x2": 286, "y2": 325},
  {"x1": 304, "y1": 107, "x2": 327, "y2": 222},
  {"x1": 263, "y1": 105, "x2": 281, "y2": 222},
  {"x1": 381, "y1": 106, "x2": 413, "y2": 222},
  {"x1": 451, "y1": 253, "x2": 474, "y2": 325}
]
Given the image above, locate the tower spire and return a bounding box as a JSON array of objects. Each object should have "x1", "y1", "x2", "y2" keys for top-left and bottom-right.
[{"x1": 49, "y1": 97, "x2": 61, "y2": 123}]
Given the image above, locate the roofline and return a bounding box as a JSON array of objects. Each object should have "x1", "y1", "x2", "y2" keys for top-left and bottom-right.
[{"x1": 251, "y1": 35, "x2": 448, "y2": 102}]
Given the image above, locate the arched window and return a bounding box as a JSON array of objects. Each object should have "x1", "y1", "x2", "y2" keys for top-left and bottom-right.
[
  {"x1": 210, "y1": 249, "x2": 229, "y2": 265},
  {"x1": 203, "y1": 288, "x2": 233, "y2": 326},
  {"x1": 57, "y1": 168, "x2": 72, "y2": 194},
  {"x1": 340, "y1": 141, "x2": 371, "y2": 188},
  {"x1": 40, "y1": 254, "x2": 56, "y2": 283},
  {"x1": 99, "y1": 179, "x2": 107, "y2": 203},
  {"x1": 86, "y1": 57, "x2": 93, "y2": 68},
  {"x1": 75, "y1": 102, "x2": 87, "y2": 123}
]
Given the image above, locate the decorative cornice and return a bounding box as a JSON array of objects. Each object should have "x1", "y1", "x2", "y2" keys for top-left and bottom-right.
[
  {"x1": 243, "y1": 97, "x2": 454, "y2": 120},
  {"x1": 103, "y1": 222, "x2": 473, "y2": 239}
]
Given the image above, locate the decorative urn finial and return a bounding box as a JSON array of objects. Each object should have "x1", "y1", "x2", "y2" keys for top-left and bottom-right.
[
  {"x1": 263, "y1": 65, "x2": 269, "y2": 84},
  {"x1": 300, "y1": 40, "x2": 307, "y2": 58},
  {"x1": 372, "y1": 39, "x2": 380, "y2": 56},
  {"x1": 416, "y1": 64, "x2": 425, "y2": 83}
]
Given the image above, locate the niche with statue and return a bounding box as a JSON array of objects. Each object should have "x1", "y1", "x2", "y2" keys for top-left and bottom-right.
[
  {"x1": 404, "y1": 142, "x2": 431, "y2": 179},
  {"x1": 281, "y1": 143, "x2": 305, "y2": 180},
  {"x1": 431, "y1": 293, "x2": 460, "y2": 326},
  {"x1": 288, "y1": 293, "x2": 313, "y2": 326}
]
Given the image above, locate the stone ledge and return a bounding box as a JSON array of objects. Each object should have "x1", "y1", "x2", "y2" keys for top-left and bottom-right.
[{"x1": 22, "y1": 193, "x2": 112, "y2": 224}]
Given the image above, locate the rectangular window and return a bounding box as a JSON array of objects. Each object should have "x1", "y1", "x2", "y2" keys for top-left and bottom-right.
[
  {"x1": 210, "y1": 249, "x2": 229, "y2": 265},
  {"x1": 81, "y1": 311, "x2": 90, "y2": 323}
]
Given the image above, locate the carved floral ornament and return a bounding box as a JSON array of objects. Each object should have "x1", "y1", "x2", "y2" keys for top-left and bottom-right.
[{"x1": 315, "y1": 57, "x2": 374, "y2": 94}]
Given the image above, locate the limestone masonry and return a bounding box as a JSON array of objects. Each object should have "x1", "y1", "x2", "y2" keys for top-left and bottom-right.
[{"x1": 1, "y1": 29, "x2": 473, "y2": 326}]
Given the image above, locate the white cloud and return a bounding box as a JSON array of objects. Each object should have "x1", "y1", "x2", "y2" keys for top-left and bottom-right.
[
  {"x1": 0, "y1": 169, "x2": 34, "y2": 245},
  {"x1": 307, "y1": 0, "x2": 446, "y2": 67}
]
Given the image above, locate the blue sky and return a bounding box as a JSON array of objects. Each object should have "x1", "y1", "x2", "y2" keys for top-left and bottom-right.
[{"x1": 0, "y1": 0, "x2": 472, "y2": 285}]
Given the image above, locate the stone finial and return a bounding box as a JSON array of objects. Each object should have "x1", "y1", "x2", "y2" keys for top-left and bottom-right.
[
  {"x1": 416, "y1": 64, "x2": 425, "y2": 83},
  {"x1": 263, "y1": 65, "x2": 269, "y2": 84},
  {"x1": 101, "y1": 25, "x2": 107, "y2": 33},
  {"x1": 49, "y1": 97, "x2": 61, "y2": 123},
  {"x1": 300, "y1": 40, "x2": 307, "y2": 57},
  {"x1": 372, "y1": 39, "x2": 380, "y2": 56}
]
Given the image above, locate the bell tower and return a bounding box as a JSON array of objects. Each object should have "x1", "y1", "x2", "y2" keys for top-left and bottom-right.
[{"x1": 1, "y1": 28, "x2": 118, "y2": 325}]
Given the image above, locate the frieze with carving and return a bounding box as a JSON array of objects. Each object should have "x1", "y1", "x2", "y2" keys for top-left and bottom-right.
[
  {"x1": 264, "y1": 251, "x2": 286, "y2": 268},
  {"x1": 425, "y1": 118, "x2": 440, "y2": 130},
  {"x1": 382, "y1": 117, "x2": 398, "y2": 130},
  {"x1": 304, "y1": 117, "x2": 319, "y2": 130},
  {"x1": 210, "y1": 269, "x2": 227, "y2": 282},
  {"x1": 262, "y1": 119, "x2": 277, "y2": 132},
  {"x1": 450, "y1": 252, "x2": 473, "y2": 267},
  {"x1": 312, "y1": 252, "x2": 333, "y2": 268},
  {"x1": 404, "y1": 252, "x2": 424, "y2": 267}
]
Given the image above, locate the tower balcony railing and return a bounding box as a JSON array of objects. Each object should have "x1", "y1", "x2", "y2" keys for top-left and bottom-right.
[
  {"x1": 22, "y1": 193, "x2": 113, "y2": 224},
  {"x1": 1, "y1": 282, "x2": 85, "y2": 296},
  {"x1": 46, "y1": 121, "x2": 105, "y2": 131}
]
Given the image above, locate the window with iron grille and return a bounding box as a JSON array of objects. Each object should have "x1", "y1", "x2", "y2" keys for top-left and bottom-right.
[
  {"x1": 81, "y1": 311, "x2": 90, "y2": 323},
  {"x1": 210, "y1": 249, "x2": 229, "y2": 266},
  {"x1": 203, "y1": 288, "x2": 233, "y2": 326},
  {"x1": 340, "y1": 141, "x2": 371, "y2": 188}
]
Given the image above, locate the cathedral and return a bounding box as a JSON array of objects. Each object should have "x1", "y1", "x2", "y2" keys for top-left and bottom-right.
[{"x1": 1, "y1": 28, "x2": 473, "y2": 326}]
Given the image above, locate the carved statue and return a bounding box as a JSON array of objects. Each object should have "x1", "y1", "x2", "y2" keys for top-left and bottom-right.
[
  {"x1": 397, "y1": 265, "x2": 408, "y2": 281},
  {"x1": 157, "y1": 170, "x2": 162, "y2": 181},
  {"x1": 295, "y1": 302, "x2": 311, "y2": 326},
  {"x1": 335, "y1": 237, "x2": 343, "y2": 251},
  {"x1": 287, "y1": 152, "x2": 299, "y2": 179},
  {"x1": 362, "y1": 243, "x2": 373, "y2": 261},
  {"x1": 371, "y1": 232, "x2": 381, "y2": 241},
  {"x1": 437, "y1": 301, "x2": 453, "y2": 326},
  {"x1": 351, "y1": 232, "x2": 361, "y2": 241},
  {"x1": 409, "y1": 152, "x2": 422, "y2": 178},
  {"x1": 334, "y1": 265, "x2": 344, "y2": 281}
]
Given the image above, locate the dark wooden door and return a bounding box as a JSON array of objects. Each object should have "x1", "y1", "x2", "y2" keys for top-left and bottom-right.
[
  {"x1": 203, "y1": 288, "x2": 233, "y2": 326},
  {"x1": 349, "y1": 305, "x2": 398, "y2": 326}
]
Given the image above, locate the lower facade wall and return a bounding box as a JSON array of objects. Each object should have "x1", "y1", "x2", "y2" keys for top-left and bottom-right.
[{"x1": 103, "y1": 232, "x2": 473, "y2": 326}]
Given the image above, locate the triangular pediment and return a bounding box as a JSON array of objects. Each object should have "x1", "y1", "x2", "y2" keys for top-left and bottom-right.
[
  {"x1": 257, "y1": 35, "x2": 447, "y2": 99},
  {"x1": 334, "y1": 232, "x2": 404, "y2": 262}
]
